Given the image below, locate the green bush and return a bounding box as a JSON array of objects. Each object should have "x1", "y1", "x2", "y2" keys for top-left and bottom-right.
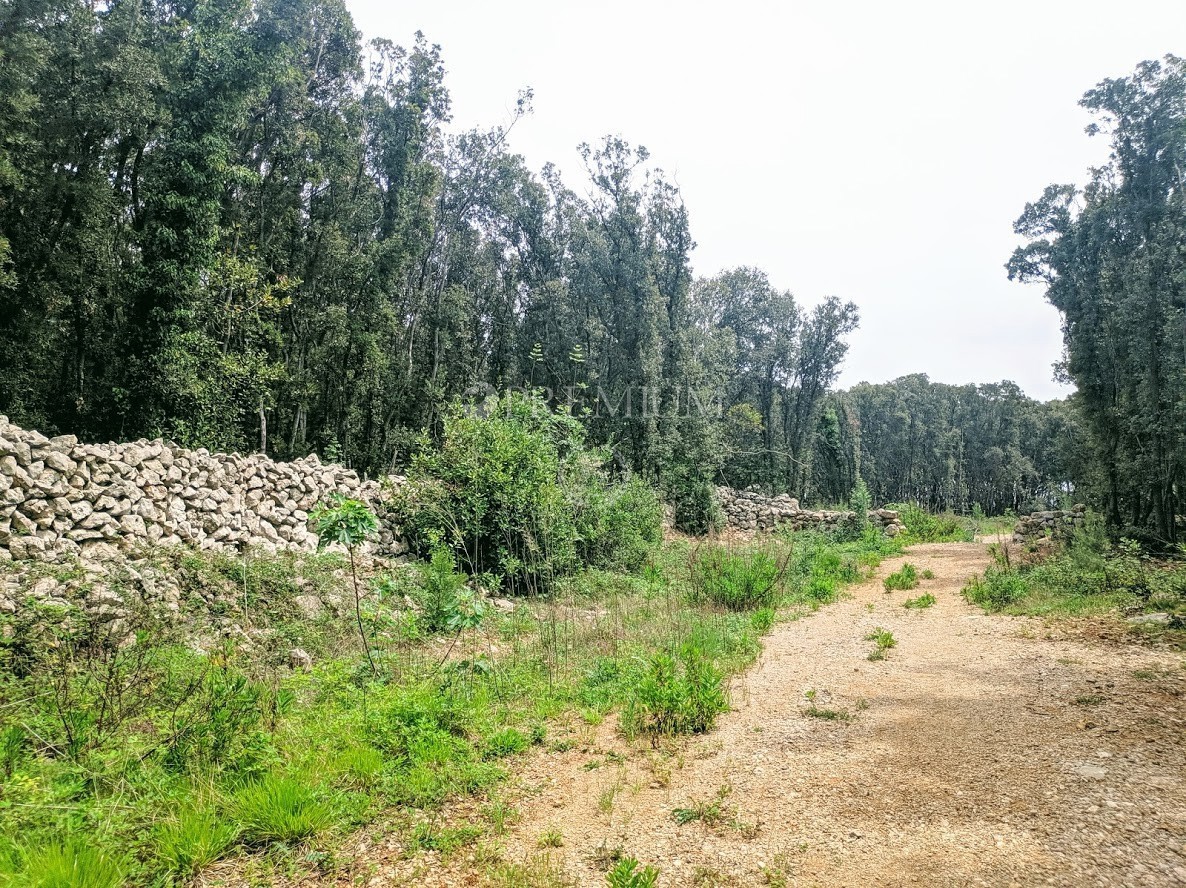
[
  {"x1": 483, "y1": 727, "x2": 529, "y2": 760},
  {"x1": 395, "y1": 393, "x2": 662, "y2": 593},
  {"x1": 963, "y1": 566, "x2": 1030, "y2": 610},
  {"x1": 607, "y1": 857, "x2": 660, "y2": 888},
  {"x1": 883, "y1": 563, "x2": 919, "y2": 591},
  {"x1": 415, "y1": 548, "x2": 470, "y2": 633},
  {"x1": 231, "y1": 774, "x2": 333, "y2": 844},
  {"x1": 687, "y1": 544, "x2": 785, "y2": 610},
  {"x1": 668, "y1": 478, "x2": 723, "y2": 535},
  {"x1": 12, "y1": 841, "x2": 125, "y2": 888},
  {"x1": 849, "y1": 478, "x2": 872, "y2": 536},
  {"x1": 622, "y1": 649, "x2": 728, "y2": 738},
  {"x1": 902, "y1": 592, "x2": 936, "y2": 609},
  {"x1": 894, "y1": 504, "x2": 973, "y2": 543},
  {"x1": 574, "y1": 476, "x2": 664, "y2": 573}
]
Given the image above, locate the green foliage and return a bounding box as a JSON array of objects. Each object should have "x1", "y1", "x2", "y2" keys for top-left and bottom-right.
[
  {"x1": 415, "y1": 548, "x2": 471, "y2": 633},
  {"x1": 865, "y1": 628, "x2": 897, "y2": 661},
  {"x1": 622, "y1": 649, "x2": 728, "y2": 739},
  {"x1": 311, "y1": 495, "x2": 379, "y2": 550},
  {"x1": 152, "y1": 804, "x2": 240, "y2": 879},
  {"x1": 669, "y1": 478, "x2": 724, "y2": 535},
  {"x1": 11, "y1": 841, "x2": 126, "y2": 888},
  {"x1": 895, "y1": 505, "x2": 973, "y2": 543},
  {"x1": 1010, "y1": 56, "x2": 1186, "y2": 540},
  {"x1": 483, "y1": 728, "x2": 529, "y2": 760},
  {"x1": 849, "y1": 477, "x2": 872, "y2": 534},
  {"x1": 397, "y1": 393, "x2": 661, "y2": 594},
  {"x1": 607, "y1": 857, "x2": 660, "y2": 888},
  {"x1": 231, "y1": 774, "x2": 334, "y2": 845},
  {"x1": 687, "y1": 544, "x2": 786, "y2": 610},
  {"x1": 902, "y1": 592, "x2": 936, "y2": 609},
  {"x1": 883, "y1": 563, "x2": 919, "y2": 591}
]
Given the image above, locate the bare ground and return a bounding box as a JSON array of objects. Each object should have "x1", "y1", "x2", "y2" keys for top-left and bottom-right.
[{"x1": 315, "y1": 542, "x2": 1186, "y2": 887}]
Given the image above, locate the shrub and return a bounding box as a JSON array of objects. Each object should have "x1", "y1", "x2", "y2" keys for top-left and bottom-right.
[
  {"x1": 153, "y1": 804, "x2": 239, "y2": 878},
  {"x1": 483, "y1": 728, "x2": 529, "y2": 760},
  {"x1": 963, "y1": 567, "x2": 1028, "y2": 611},
  {"x1": 622, "y1": 649, "x2": 728, "y2": 738},
  {"x1": 574, "y1": 476, "x2": 664, "y2": 573},
  {"x1": 883, "y1": 563, "x2": 919, "y2": 591},
  {"x1": 688, "y1": 545, "x2": 785, "y2": 610},
  {"x1": 671, "y1": 478, "x2": 724, "y2": 535},
  {"x1": 849, "y1": 478, "x2": 872, "y2": 536},
  {"x1": 415, "y1": 548, "x2": 470, "y2": 633},
  {"x1": 231, "y1": 774, "x2": 333, "y2": 844},
  {"x1": 607, "y1": 857, "x2": 661, "y2": 887},
  {"x1": 15, "y1": 841, "x2": 125, "y2": 888},
  {"x1": 396, "y1": 392, "x2": 662, "y2": 593}
]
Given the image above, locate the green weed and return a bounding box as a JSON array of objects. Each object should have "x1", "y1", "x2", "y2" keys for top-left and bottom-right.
[
  {"x1": 865, "y1": 627, "x2": 897, "y2": 661},
  {"x1": 903, "y1": 592, "x2": 936, "y2": 609},
  {"x1": 606, "y1": 857, "x2": 660, "y2": 888},
  {"x1": 883, "y1": 563, "x2": 919, "y2": 592},
  {"x1": 232, "y1": 774, "x2": 334, "y2": 844}
]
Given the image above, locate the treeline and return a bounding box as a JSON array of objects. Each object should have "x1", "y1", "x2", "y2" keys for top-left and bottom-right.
[
  {"x1": 0, "y1": 0, "x2": 859, "y2": 519},
  {"x1": 0, "y1": 0, "x2": 1096, "y2": 524},
  {"x1": 802, "y1": 376, "x2": 1085, "y2": 515},
  {"x1": 1010, "y1": 55, "x2": 1186, "y2": 540}
]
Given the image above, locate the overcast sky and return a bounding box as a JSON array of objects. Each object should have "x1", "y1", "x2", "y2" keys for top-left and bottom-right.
[{"x1": 348, "y1": 0, "x2": 1186, "y2": 401}]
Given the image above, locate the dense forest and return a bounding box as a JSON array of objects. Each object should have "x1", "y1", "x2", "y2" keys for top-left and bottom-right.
[{"x1": 4, "y1": 0, "x2": 1178, "y2": 527}]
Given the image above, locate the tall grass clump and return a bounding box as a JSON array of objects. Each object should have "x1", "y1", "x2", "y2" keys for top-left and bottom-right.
[
  {"x1": 894, "y1": 504, "x2": 973, "y2": 543},
  {"x1": 231, "y1": 774, "x2": 334, "y2": 844},
  {"x1": 11, "y1": 841, "x2": 126, "y2": 888},
  {"x1": 153, "y1": 804, "x2": 240, "y2": 879},
  {"x1": 687, "y1": 544, "x2": 786, "y2": 610}
]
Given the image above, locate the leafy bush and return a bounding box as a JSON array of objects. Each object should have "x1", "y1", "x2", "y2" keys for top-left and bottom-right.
[
  {"x1": 963, "y1": 568, "x2": 1027, "y2": 610},
  {"x1": 11, "y1": 841, "x2": 126, "y2": 888},
  {"x1": 231, "y1": 774, "x2": 333, "y2": 844},
  {"x1": 396, "y1": 393, "x2": 661, "y2": 593},
  {"x1": 415, "y1": 548, "x2": 470, "y2": 633},
  {"x1": 894, "y1": 504, "x2": 973, "y2": 543},
  {"x1": 687, "y1": 544, "x2": 785, "y2": 610},
  {"x1": 883, "y1": 563, "x2": 919, "y2": 591},
  {"x1": 902, "y1": 592, "x2": 936, "y2": 609},
  {"x1": 622, "y1": 649, "x2": 728, "y2": 738},
  {"x1": 668, "y1": 478, "x2": 723, "y2": 535},
  {"x1": 607, "y1": 856, "x2": 661, "y2": 887}
]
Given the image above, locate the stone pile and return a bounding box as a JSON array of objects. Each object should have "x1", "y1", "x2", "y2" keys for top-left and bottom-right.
[
  {"x1": 0, "y1": 416, "x2": 405, "y2": 563},
  {"x1": 1011, "y1": 504, "x2": 1087, "y2": 544},
  {"x1": 716, "y1": 486, "x2": 906, "y2": 537}
]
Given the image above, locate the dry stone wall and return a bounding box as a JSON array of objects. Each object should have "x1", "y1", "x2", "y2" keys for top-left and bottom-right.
[
  {"x1": 0, "y1": 416, "x2": 405, "y2": 564},
  {"x1": 1011, "y1": 504, "x2": 1087, "y2": 545},
  {"x1": 716, "y1": 487, "x2": 905, "y2": 536}
]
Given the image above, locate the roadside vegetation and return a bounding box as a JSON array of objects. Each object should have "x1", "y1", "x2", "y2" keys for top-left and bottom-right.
[
  {"x1": 0, "y1": 398, "x2": 906, "y2": 887},
  {"x1": 963, "y1": 515, "x2": 1186, "y2": 640}
]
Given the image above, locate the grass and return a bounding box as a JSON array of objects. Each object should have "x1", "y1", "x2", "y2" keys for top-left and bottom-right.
[
  {"x1": 903, "y1": 592, "x2": 936, "y2": 609},
  {"x1": 964, "y1": 515, "x2": 1186, "y2": 638},
  {"x1": 865, "y1": 627, "x2": 897, "y2": 661},
  {"x1": 0, "y1": 527, "x2": 903, "y2": 885}
]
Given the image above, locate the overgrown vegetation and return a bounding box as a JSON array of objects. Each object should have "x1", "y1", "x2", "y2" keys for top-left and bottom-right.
[
  {"x1": 0, "y1": 516, "x2": 896, "y2": 882},
  {"x1": 964, "y1": 515, "x2": 1186, "y2": 626},
  {"x1": 883, "y1": 563, "x2": 920, "y2": 591}
]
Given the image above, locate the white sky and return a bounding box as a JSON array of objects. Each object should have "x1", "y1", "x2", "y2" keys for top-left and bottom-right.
[{"x1": 348, "y1": 0, "x2": 1186, "y2": 401}]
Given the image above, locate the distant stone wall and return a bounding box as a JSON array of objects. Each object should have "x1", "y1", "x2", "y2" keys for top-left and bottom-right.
[
  {"x1": 1011, "y1": 504, "x2": 1087, "y2": 545},
  {"x1": 716, "y1": 487, "x2": 905, "y2": 536},
  {"x1": 0, "y1": 417, "x2": 405, "y2": 563}
]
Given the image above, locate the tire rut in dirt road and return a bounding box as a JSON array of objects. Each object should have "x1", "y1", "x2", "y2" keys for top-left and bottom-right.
[{"x1": 482, "y1": 542, "x2": 1186, "y2": 887}]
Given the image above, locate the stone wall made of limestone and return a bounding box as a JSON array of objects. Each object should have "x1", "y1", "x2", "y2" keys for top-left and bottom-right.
[
  {"x1": 1011, "y1": 504, "x2": 1087, "y2": 544},
  {"x1": 716, "y1": 487, "x2": 905, "y2": 537},
  {"x1": 0, "y1": 416, "x2": 405, "y2": 564}
]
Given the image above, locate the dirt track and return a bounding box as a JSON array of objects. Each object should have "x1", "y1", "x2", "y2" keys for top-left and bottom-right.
[{"x1": 477, "y1": 542, "x2": 1186, "y2": 887}]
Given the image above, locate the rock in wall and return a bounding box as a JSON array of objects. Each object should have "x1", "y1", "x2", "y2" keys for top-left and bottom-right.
[
  {"x1": 0, "y1": 416, "x2": 405, "y2": 563},
  {"x1": 715, "y1": 487, "x2": 905, "y2": 536},
  {"x1": 1011, "y1": 505, "x2": 1087, "y2": 545}
]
